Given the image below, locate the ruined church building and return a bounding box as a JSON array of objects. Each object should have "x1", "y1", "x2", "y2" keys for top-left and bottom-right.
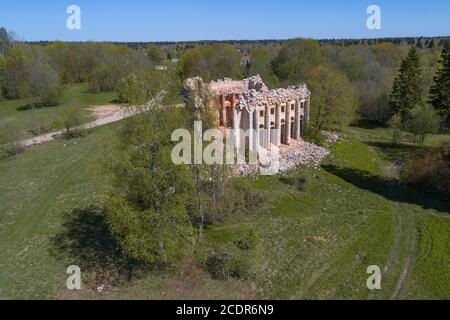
[{"x1": 184, "y1": 75, "x2": 311, "y2": 152}]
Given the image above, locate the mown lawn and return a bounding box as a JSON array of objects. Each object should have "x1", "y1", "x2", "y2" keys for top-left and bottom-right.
[
  {"x1": 0, "y1": 120, "x2": 448, "y2": 299},
  {"x1": 0, "y1": 83, "x2": 117, "y2": 139}
]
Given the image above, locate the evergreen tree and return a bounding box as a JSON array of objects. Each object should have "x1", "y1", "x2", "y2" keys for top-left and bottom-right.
[
  {"x1": 389, "y1": 46, "x2": 423, "y2": 120},
  {"x1": 429, "y1": 45, "x2": 450, "y2": 125}
]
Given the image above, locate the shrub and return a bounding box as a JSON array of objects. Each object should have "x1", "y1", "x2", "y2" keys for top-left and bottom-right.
[
  {"x1": 388, "y1": 113, "x2": 403, "y2": 144},
  {"x1": 234, "y1": 229, "x2": 261, "y2": 251},
  {"x1": 0, "y1": 124, "x2": 23, "y2": 160},
  {"x1": 402, "y1": 146, "x2": 450, "y2": 195},
  {"x1": 53, "y1": 107, "x2": 87, "y2": 139},
  {"x1": 206, "y1": 247, "x2": 255, "y2": 280},
  {"x1": 231, "y1": 179, "x2": 267, "y2": 213},
  {"x1": 25, "y1": 63, "x2": 62, "y2": 107},
  {"x1": 279, "y1": 174, "x2": 307, "y2": 191},
  {"x1": 303, "y1": 125, "x2": 325, "y2": 146},
  {"x1": 205, "y1": 229, "x2": 261, "y2": 280},
  {"x1": 404, "y1": 102, "x2": 440, "y2": 147}
]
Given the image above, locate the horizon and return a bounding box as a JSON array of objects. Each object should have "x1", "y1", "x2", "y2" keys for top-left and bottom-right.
[
  {"x1": 17, "y1": 34, "x2": 450, "y2": 44},
  {"x1": 1, "y1": 0, "x2": 449, "y2": 42}
]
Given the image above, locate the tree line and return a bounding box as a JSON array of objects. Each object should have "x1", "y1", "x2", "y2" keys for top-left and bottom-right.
[{"x1": 0, "y1": 28, "x2": 180, "y2": 108}]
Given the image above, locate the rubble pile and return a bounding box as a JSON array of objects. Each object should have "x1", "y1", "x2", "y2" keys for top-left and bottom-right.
[
  {"x1": 278, "y1": 139, "x2": 330, "y2": 172},
  {"x1": 239, "y1": 84, "x2": 310, "y2": 111},
  {"x1": 321, "y1": 131, "x2": 340, "y2": 144},
  {"x1": 208, "y1": 75, "x2": 269, "y2": 96},
  {"x1": 230, "y1": 139, "x2": 330, "y2": 176}
]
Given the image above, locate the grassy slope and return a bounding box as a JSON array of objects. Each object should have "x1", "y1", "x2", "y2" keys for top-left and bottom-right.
[
  {"x1": 0, "y1": 124, "x2": 114, "y2": 299},
  {"x1": 0, "y1": 120, "x2": 449, "y2": 299},
  {"x1": 0, "y1": 83, "x2": 117, "y2": 139}
]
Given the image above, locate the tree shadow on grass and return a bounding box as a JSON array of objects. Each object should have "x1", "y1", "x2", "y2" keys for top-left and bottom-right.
[
  {"x1": 350, "y1": 119, "x2": 386, "y2": 130},
  {"x1": 16, "y1": 103, "x2": 57, "y2": 111},
  {"x1": 50, "y1": 206, "x2": 147, "y2": 287},
  {"x1": 365, "y1": 141, "x2": 423, "y2": 163},
  {"x1": 322, "y1": 164, "x2": 450, "y2": 214}
]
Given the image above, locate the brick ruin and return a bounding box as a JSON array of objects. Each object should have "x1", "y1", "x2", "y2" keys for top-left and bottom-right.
[{"x1": 183, "y1": 75, "x2": 311, "y2": 153}]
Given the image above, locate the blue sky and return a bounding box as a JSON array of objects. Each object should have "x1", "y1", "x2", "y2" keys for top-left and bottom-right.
[{"x1": 0, "y1": 0, "x2": 449, "y2": 41}]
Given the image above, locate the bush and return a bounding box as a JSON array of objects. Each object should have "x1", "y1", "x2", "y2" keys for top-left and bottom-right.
[
  {"x1": 53, "y1": 107, "x2": 87, "y2": 139},
  {"x1": 388, "y1": 113, "x2": 402, "y2": 144},
  {"x1": 0, "y1": 125, "x2": 23, "y2": 160},
  {"x1": 404, "y1": 102, "x2": 440, "y2": 147},
  {"x1": 303, "y1": 125, "x2": 325, "y2": 146},
  {"x1": 279, "y1": 174, "x2": 307, "y2": 191},
  {"x1": 234, "y1": 229, "x2": 261, "y2": 251},
  {"x1": 206, "y1": 249, "x2": 252, "y2": 280},
  {"x1": 205, "y1": 229, "x2": 261, "y2": 280},
  {"x1": 402, "y1": 146, "x2": 450, "y2": 195},
  {"x1": 230, "y1": 179, "x2": 267, "y2": 214},
  {"x1": 25, "y1": 63, "x2": 62, "y2": 107}
]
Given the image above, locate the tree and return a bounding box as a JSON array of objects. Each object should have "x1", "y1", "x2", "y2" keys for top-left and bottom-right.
[
  {"x1": 146, "y1": 45, "x2": 165, "y2": 64},
  {"x1": 389, "y1": 46, "x2": 423, "y2": 120},
  {"x1": 273, "y1": 39, "x2": 324, "y2": 85},
  {"x1": 104, "y1": 98, "x2": 195, "y2": 265},
  {"x1": 307, "y1": 65, "x2": 358, "y2": 131},
  {"x1": 116, "y1": 68, "x2": 166, "y2": 105},
  {"x1": 388, "y1": 113, "x2": 402, "y2": 144},
  {"x1": 88, "y1": 44, "x2": 137, "y2": 93},
  {"x1": 0, "y1": 27, "x2": 14, "y2": 57},
  {"x1": 1, "y1": 47, "x2": 27, "y2": 99},
  {"x1": 247, "y1": 48, "x2": 279, "y2": 88},
  {"x1": 25, "y1": 62, "x2": 61, "y2": 107},
  {"x1": 429, "y1": 45, "x2": 450, "y2": 126},
  {"x1": 404, "y1": 102, "x2": 439, "y2": 147},
  {"x1": 178, "y1": 44, "x2": 242, "y2": 82}
]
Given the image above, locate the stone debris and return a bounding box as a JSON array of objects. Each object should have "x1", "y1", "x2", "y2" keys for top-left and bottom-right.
[
  {"x1": 230, "y1": 139, "x2": 331, "y2": 176},
  {"x1": 279, "y1": 139, "x2": 330, "y2": 172},
  {"x1": 321, "y1": 131, "x2": 340, "y2": 144},
  {"x1": 238, "y1": 84, "x2": 310, "y2": 112},
  {"x1": 208, "y1": 75, "x2": 269, "y2": 96}
]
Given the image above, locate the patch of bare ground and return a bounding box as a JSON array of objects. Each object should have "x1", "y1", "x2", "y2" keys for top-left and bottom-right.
[{"x1": 87, "y1": 104, "x2": 124, "y2": 119}]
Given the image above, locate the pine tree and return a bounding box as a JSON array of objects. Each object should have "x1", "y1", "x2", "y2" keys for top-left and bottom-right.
[
  {"x1": 429, "y1": 45, "x2": 450, "y2": 126},
  {"x1": 389, "y1": 46, "x2": 423, "y2": 120}
]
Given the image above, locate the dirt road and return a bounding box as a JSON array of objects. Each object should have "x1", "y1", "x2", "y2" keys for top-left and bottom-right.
[{"x1": 19, "y1": 105, "x2": 136, "y2": 148}]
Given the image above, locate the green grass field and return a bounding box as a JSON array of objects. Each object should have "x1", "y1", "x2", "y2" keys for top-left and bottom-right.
[
  {"x1": 0, "y1": 117, "x2": 449, "y2": 299},
  {"x1": 0, "y1": 83, "x2": 117, "y2": 139}
]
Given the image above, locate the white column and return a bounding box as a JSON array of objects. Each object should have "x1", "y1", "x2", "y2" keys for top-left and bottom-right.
[
  {"x1": 295, "y1": 100, "x2": 301, "y2": 140},
  {"x1": 232, "y1": 107, "x2": 239, "y2": 151},
  {"x1": 247, "y1": 110, "x2": 253, "y2": 152},
  {"x1": 253, "y1": 110, "x2": 259, "y2": 153},
  {"x1": 275, "y1": 104, "x2": 281, "y2": 146},
  {"x1": 305, "y1": 99, "x2": 310, "y2": 124},
  {"x1": 264, "y1": 105, "x2": 270, "y2": 148},
  {"x1": 285, "y1": 101, "x2": 291, "y2": 145}
]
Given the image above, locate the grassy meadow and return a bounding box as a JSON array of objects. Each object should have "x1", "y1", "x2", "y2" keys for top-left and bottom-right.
[
  {"x1": 0, "y1": 83, "x2": 117, "y2": 139},
  {"x1": 0, "y1": 109, "x2": 449, "y2": 299}
]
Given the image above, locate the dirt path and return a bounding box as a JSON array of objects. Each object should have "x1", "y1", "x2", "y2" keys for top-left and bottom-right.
[
  {"x1": 391, "y1": 220, "x2": 418, "y2": 300},
  {"x1": 19, "y1": 105, "x2": 136, "y2": 148},
  {"x1": 371, "y1": 156, "x2": 418, "y2": 300}
]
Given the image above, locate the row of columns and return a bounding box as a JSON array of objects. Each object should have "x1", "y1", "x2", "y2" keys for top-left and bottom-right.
[{"x1": 223, "y1": 99, "x2": 307, "y2": 152}]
